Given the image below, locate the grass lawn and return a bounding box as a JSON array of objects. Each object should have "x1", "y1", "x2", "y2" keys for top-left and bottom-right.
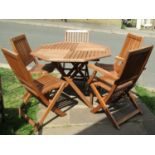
[
  {"x1": 135, "y1": 86, "x2": 155, "y2": 115},
  {"x1": 0, "y1": 68, "x2": 39, "y2": 135}
]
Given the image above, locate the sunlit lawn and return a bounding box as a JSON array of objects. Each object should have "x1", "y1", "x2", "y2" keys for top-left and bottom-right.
[
  {"x1": 0, "y1": 68, "x2": 39, "y2": 135},
  {"x1": 135, "y1": 86, "x2": 155, "y2": 115}
]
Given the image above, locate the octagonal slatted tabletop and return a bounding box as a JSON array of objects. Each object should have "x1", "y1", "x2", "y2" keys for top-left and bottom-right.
[{"x1": 31, "y1": 42, "x2": 111, "y2": 62}]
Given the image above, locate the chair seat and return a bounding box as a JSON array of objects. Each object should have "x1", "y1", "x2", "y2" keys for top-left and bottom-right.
[
  {"x1": 30, "y1": 63, "x2": 54, "y2": 74},
  {"x1": 34, "y1": 75, "x2": 66, "y2": 94},
  {"x1": 95, "y1": 62, "x2": 114, "y2": 71}
]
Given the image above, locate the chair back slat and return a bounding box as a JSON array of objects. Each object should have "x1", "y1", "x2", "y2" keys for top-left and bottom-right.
[
  {"x1": 119, "y1": 33, "x2": 143, "y2": 58},
  {"x1": 116, "y1": 46, "x2": 153, "y2": 85},
  {"x1": 1, "y1": 48, "x2": 37, "y2": 92},
  {"x1": 65, "y1": 30, "x2": 89, "y2": 43},
  {"x1": 10, "y1": 34, "x2": 34, "y2": 66},
  {"x1": 114, "y1": 33, "x2": 143, "y2": 73}
]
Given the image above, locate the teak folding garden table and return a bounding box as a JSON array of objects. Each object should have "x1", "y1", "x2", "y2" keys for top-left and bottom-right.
[{"x1": 31, "y1": 41, "x2": 111, "y2": 109}]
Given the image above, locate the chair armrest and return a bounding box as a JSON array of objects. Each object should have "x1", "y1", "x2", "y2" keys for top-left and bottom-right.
[
  {"x1": 115, "y1": 56, "x2": 125, "y2": 61},
  {"x1": 88, "y1": 64, "x2": 119, "y2": 80}
]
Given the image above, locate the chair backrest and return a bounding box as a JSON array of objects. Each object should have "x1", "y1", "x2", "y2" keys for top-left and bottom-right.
[
  {"x1": 1, "y1": 48, "x2": 38, "y2": 94},
  {"x1": 114, "y1": 33, "x2": 143, "y2": 73},
  {"x1": 10, "y1": 34, "x2": 35, "y2": 66},
  {"x1": 64, "y1": 30, "x2": 89, "y2": 43},
  {"x1": 106, "y1": 45, "x2": 153, "y2": 103},
  {"x1": 119, "y1": 33, "x2": 144, "y2": 58}
]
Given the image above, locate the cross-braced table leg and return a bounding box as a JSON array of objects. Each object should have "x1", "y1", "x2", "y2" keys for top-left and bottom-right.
[
  {"x1": 66, "y1": 62, "x2": 89, "y2": 80},
  {"x1": 52, "y1": 62, "x2": 67, "y2": 77},
  {"x1": 48, "y1": 62, "x2": 92, "y2": 109},
  {"x1": 50, "y1": 62, "x2": 89, "y2": 81}
]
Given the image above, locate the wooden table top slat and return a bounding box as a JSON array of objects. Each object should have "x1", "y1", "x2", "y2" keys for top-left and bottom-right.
[
  {"x1": 80, "y1": 50, "x2": 87, "y2": 59},
  {"x1": 32, "y1": 42, "x2": 111, "y2": 62}
]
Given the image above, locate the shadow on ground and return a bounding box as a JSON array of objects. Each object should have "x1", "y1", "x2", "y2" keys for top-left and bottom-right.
[
  {"x1": 75, "y1": 99, "x2": 155, "y2": 135},
  {"x1": 0, "y1": 108, "x2": 33, "y2": 135},
  {"x1": 38, "y1": 93, "x2": 78, "y2": 135}
]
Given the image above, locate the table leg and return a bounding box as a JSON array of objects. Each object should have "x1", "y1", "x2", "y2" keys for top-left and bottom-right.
[
  {"x1": 64, "y1": 62, "x2": 89, "y2": 82},
  {"x1": 64, "y1": 77, "x2": 93, "y2": 109},
  {"x1": 66, "y1": 63, "x2": 80, "y2": 77},
  {"x1": 53, "y1": 62, "x2": 89, "y2": 81},
  {"x1": 49, "y1": 62, "x2": 92, "y2": 109},
  {"x1": 52, "y1": 62, "x2": 67, "y2": 77},
  {"x1": 70, "y1": 63, "x2": 86, "y2": 78}
]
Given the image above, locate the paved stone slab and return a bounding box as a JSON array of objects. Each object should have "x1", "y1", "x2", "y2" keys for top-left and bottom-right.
[
  {"x1": 38, "y1": 105, "x2": 71, "y2": 127},
  {"x1": 38, "y1": 125, "x2": 91, "y2": 135},
  {"x1": 142, "y1": 119, "x2": 155, "y2": 135},
  {"x1": 69, "y1": 107, "x2": 106, "y2": 125}
]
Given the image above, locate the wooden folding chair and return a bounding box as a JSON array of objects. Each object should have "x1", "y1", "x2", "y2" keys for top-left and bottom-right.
[
  {"x1": 1, "y1": 48, "x2": 67, "y2": 130},
  {"x1": 65, "y1": 30, "x2": 89, "y2": 43},
  {"x1": 88, "y1": 45, "x2": 153, "y2": 129},
  {"x1": 10, "y1": 34, "x2": 53, "y2": 75},
  {"x1": 96, "y1": 33, "x2": 143, "y2": 74},
  {"x1": 64, "y1": 30, "x2": 90, "y2": 80}
]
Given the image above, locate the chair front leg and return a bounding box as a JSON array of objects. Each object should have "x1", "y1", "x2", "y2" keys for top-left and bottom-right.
[
  {"x1": 87, "y1": 71, "x2": 97, "y2": 84},
  {"x1": 38, "y1": 82, "x2": 66, "y2": 127},
  {"x1": 127, "y1": 91, "x2": 143, "y2": 114}
]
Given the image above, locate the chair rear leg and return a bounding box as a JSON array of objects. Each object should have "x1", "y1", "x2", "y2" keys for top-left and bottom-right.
[
  {"x1": 104, "y1": 108, "x2": 120, "y2": 129},
  {"x1": 19, "y1": 108, "x2": 37, "y2": 127},
  {"x1": 19, "y1": 92, "x2": 38, "y2": 128},
  {"x1": 22, "y1": 92, "x2": 31, "y2": 104},
  {"x1": 19, "y1": 91, "x2": 31, "y2": 116},
  {"x1": 90, "y1": 92, "x2": 94, "y2": 105},
  {"x1": 114, "y1": 92, "x2": 142, "y2": 126},
  {"x1": 91, "y1": 104, "x2": 102, "y2": 113},
  {"x1": 127, "y1": 91, "x2": 143, "y2": 114},
  {"x1": 90, "y1": 83, "x2": 120, "y2": 129}
]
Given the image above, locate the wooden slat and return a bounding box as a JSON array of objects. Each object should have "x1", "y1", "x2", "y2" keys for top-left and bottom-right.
[{"x1": 11, "y1": 37, "x2": 34, "y2": 66}]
